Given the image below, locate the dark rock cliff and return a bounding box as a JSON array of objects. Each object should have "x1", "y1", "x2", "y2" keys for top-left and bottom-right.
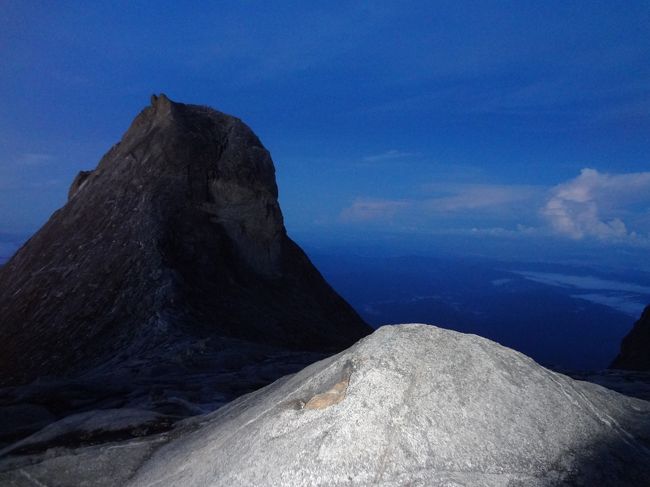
[
  {"x1": 611, "y1": 306, "x2": 650, "y2": 370},
  {"x1": 0, "y1": 94, "x2": 370, "y2": 387}
]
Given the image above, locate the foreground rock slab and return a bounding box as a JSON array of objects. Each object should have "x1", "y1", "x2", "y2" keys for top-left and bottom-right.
[{"x1": 2, "y1": 324, "x2": 650, "y2": 486}]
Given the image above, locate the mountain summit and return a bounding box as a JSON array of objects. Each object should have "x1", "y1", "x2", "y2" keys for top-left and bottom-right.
[{"x1": 0, "y1": 94, "x2": 370, "y2": 388}]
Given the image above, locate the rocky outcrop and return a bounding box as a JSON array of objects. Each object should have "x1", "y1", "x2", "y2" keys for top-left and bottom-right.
[
  {"x1": 2, "y1": 325, "x2": 649, "y2": 486},
  {"x1": 67, "y1": 169, "x2": 93, "y2": 200},
  {"x1": 0, "y1": 94, "x2": 370, "y2": 389},
  {"x1": 611, "y1": 305, "x2": 650, "y2": 370}
]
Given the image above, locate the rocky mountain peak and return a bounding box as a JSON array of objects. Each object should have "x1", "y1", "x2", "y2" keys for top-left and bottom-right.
[
  {"x1": 150, "y1": 92, "x2": 171, "y2": 112},
  {"x1": 0, "y1": 95, "x2": 370, "y2": 387}
]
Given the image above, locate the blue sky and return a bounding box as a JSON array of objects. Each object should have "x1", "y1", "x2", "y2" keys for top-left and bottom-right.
[{"x1": 1, "y1": 1, "x2": 650, "y2": 267}]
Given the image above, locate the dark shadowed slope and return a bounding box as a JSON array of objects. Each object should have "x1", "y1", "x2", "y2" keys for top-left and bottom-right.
[
  {"x1": 0, "y1": 94, "x2": 370, "y2": 388},
  {"x1": 611, "y1": 306, "x2": 650, "y2": 370}
]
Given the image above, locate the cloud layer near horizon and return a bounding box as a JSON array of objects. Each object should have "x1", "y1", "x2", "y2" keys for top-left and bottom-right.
[
  {"x1": 340, "y1": 168, "x2": 650, "y2": 246},
  {"x1": 340, "y1": 183, "x2": 541, "y2": 223}
]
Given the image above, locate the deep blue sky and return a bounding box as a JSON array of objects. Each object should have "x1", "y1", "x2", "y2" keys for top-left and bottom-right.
[{"x1": 2, "y1": 1, "x2": 650, "y2": 268}]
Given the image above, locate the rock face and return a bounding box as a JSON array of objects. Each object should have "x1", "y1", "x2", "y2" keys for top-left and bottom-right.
[
  {"x1": 0, "y1": 95, "x2": 371, "y2": 448},
  {"x1": 0, "y1": 94, "x2": 370, "y2": 388},
  {"x1": 2, "y1": 325, "x2": 649, "y2": 486},
  {"x1": 611, "y1": 305, "x2": 650, "y2": 370}
]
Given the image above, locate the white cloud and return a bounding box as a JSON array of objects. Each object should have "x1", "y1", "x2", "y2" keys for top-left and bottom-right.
[
  {"x1": 0, "y1": 177, "x2": 62, "y2": 191},
  {"x1": 362, "y1": 150, "x2": 419, "y2": 162},
  {"x1": 339, "y1": 183, "x2": 541, "y2": 223},
  {"x1": 339, "y1": 171, "x2": 650, "y2": 248},
  {"x1": 340, "y1": 198, "x2": 411, "y2": 222},
  {"x1": 422, "y1": 183, "x2": 539, "y2": 212},
  {"x1": 542, "y1": 168, "x2": 650, "y2": 241},
  {"x1": 15, "y1": 153, "x2": 53, "y2": 166},
  {"x1": 397, "y1": 225, "x2": 545, "y2": 239}
]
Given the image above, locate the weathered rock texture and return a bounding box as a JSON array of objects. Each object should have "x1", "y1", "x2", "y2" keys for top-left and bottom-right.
[
  {"x1": 2, "y1": 325, "x2": 649, "y2": 486},
  {"x1": 611, "y1": 305, "x2": 650, "y2": 370},
  {"x1": 0, "y1": 94, "x2": 370, "y2": 389}
]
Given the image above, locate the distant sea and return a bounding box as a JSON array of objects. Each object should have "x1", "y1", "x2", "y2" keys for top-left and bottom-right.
[{"x1": 311, "y1": 253, "x2": 649, "y2": 371}]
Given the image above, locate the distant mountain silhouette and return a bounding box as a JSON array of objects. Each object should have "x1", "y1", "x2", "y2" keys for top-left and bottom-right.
[
  {"x1": 611, "y1": 305, "x2": 650, "y2": 370},
  {"x1": 0, "y1": 94, "x2": 370, "y2": 388}
]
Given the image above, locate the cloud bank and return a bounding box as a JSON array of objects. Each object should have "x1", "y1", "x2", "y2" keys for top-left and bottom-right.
[
  {"x1": 340, "y1": 183, "x2": 542, "y2": 226},
  {"x1": 542, "y1": 168, "x2": 650, "y2": 241},
  {"x1": 340, "y1": 198, "x2": 411, "y2": 222},
  {"x1": 339, "y1": 169, "x2": 650, "y2": 247},
  {"x1": 362, "y1": 150, "x2": 419, "y2": 162},
  {"x1": 421, "y1": 183, "x2": 539, "y2": 212}
]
